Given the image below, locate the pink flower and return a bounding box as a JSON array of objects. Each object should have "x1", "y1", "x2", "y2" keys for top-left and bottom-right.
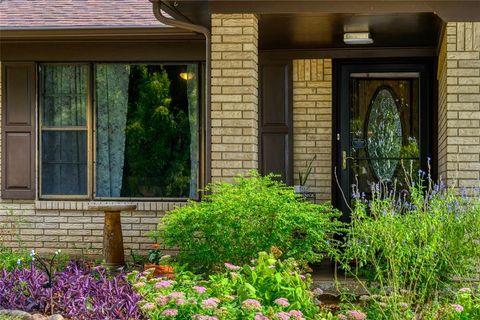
[
  {"x1": 155, "y1": 280, "x2": 174, "y2": 289},
  {"x1": 274, "y1": 312, "x2": 291, "y2": 320},
  {"x1": 346, "y1": 310, "x2": 367, "y2": 320},
  {"x1": 452, "y1": 304, "x2": 464, "y2": 313},
  {"x1": 242, "y1": 299, "x2": 262, "y2": 310},
  {"x1": 169, "y1": 291, "x2": 185, "y2": 299},
  {"x1": 193, "y1": 316, "x2": 219, "y2": 320},
  {"x1": 201, "y1": 298, "x2": 220, "y2": 309},
  {"x1": 459, "y1": 288, "x2": 471, "y2": 293},
  {"x1": 289, "y1": 310, "x2": 305, "y2": 320},
  {"x1": 142, "y1": 302, "x2": 155, "y2": 310},
  {"x1": 193, "y1": 285, "x2": 207, "y2": 294},
  {"x1": 156, "y1": 295, "x2": 170, "y2": 305},
  {"x1": 337, "y1": 315, "x2": 348, "y2": 320},
  {"x1": 224, "y1": 262, "x2": 241, "y2": 271},
  {"x1": 255, "y1": 313, "x2": 270, "y2": 320},
  {"x1": 161, "y1": 309, "x2": 178, "y2": 317},
  {"x1": 274, "y1": 298, "x2": 290, "y2": 307},
  {"x1": 176, "y1": 298, "x2": 187, "y2": 305}
]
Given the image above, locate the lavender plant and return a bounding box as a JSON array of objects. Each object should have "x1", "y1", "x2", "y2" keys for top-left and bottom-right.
[{"x1": 336, "y1": 169, "x2": 480, "y2": 319}]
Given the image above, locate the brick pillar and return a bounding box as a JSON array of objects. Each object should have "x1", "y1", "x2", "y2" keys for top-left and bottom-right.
[
  {"x1": 438, "y1": 22, "x2": 480, "y2": 188},
  {"x1": 292, "y1": 59, "x2": 332, "y2": 201},
  {"x1": 210, "y1": 14, "x2": 259, "y2": 182}
]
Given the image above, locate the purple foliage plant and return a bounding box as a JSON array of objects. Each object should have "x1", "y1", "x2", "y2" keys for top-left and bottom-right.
[{"x1": 0, "y1": 261, "x2": 145, "y2": 320}]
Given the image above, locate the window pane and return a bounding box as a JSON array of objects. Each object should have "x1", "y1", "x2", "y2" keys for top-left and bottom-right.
[
  {"x1": 41, "y1": 131, "x2": 88, "y2": 195},
  {"x1": 42, "y1": 65, "x2": 88, "y2": 127},
  {"x1": 95, "y1": 64, "x2": 199, "y2": 198},
  {"x1": 40, "y1": 64, "x2": 89, "y2": 196}
]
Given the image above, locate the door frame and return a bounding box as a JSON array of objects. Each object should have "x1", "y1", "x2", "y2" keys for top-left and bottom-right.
[{"x1": 332, "y1": 58, "x2": 436, "y2": 217}]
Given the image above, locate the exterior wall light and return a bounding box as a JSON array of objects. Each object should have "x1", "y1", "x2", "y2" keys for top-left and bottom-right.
[
  {"x1": 343, "y1": 32, "x2": 373, "y2": 45},
  {"x1": 179, "y1": 72, "x2": 194, "y2": 80}
]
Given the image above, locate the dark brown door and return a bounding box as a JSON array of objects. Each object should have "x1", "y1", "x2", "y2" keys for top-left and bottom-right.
[{"x1": 259, "y1": 61, "x2": 293, "y2": 184}]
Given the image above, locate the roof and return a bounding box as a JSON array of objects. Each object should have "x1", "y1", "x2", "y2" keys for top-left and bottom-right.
[{"x1": 0, "y1": 0, "x2": 166, "y2": 30}]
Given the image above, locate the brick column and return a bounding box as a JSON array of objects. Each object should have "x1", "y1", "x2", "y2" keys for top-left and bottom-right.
[
  {"x1": 292, "y1": 59, "x2": 332, "y2": 201},
  {"x1": 438, "y1": 22, "x2": 480, "y2": 188},
  {"x1": 210, "y1": 14, "x2": 259, "y2": 182}
]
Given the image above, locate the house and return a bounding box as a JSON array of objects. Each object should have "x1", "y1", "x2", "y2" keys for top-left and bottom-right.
[{"x1": 0, "y1": 0, "x2": 479, "y2": 256}]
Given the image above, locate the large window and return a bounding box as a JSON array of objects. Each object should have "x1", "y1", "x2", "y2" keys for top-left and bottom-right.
[{"x1": 39, "y1": 63, "x2": 200, "y2": 199}]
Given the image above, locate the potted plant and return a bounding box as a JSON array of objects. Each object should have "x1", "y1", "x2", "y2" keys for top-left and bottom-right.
[
  {"x1": 295, "y1": 155, "x2": 316, "y2": 195},
  {"x1": 143, "y1": 244, "x2": 174, "y2": 278}
]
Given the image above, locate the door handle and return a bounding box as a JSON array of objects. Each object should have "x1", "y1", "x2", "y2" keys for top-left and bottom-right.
[{"x1": 342, "y1": 151, "x2": 354, "y2": 170}]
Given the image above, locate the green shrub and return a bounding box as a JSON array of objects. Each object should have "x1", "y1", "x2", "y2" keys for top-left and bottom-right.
[
  {"x1": 336, "y1": 176, "x2": 480, "y2": 317},
  {"x1": 155, "y1": 171, "x2": 343, "y2": 273}
]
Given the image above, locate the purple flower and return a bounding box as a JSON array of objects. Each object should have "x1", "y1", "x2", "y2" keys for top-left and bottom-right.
[
  {"x1": 242, "y1": 299, "x2": 262, "y2": 310},
  {"x1": 452, "y1": 304, "x2": 464, "y2": 313},
  {"x1": 193, "y1": 285, "x2": 207, "y2": 294},
  {"x1": 274, "y1": 298, "x2": 290, "y2": 307},
  {"x1": 274, "y1": 312, "x2": 291, "y2": 320},
  {"x1": 346, "y1": 310, "x2": 367, "y2": 320},
  {"x1": 224, "y1": 262, "x2": 241, "y2": 271},
  {"x1": 255, "y1": 313, "x2": 270, "y2": 320},
  {"x1": 155, "y1": 279, "x2": 174, "y2": 289},
  {"x1": 201, "y1": 298, "x2": 220, "y2": 309},
  {"x1": 161, "y1": 309, "x2": 179, "y2": 317}
]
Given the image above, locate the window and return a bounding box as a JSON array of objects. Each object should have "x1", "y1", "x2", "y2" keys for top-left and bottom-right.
[{"x1": 39, "y1": 63, "x2": 200, "y2": 199}]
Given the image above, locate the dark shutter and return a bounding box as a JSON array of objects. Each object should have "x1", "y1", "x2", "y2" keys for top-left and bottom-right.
[
  {"x1": 259, "y1": 61, "x2": 293, "y2": 184},
  {"x1": 2, "y1": 62, "x2": 36, "y2": 199}
]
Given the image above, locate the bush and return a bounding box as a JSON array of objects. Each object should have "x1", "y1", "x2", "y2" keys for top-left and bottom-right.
[
  {"x1": 156, "y1": 171, "x2": 343, "y2": 273},
  {"x1": 129, "y1": 251, "x2": 324, "y2": 319},
  {"x1": 337, "y1": 176, "x2": 480, "y2": 317}
]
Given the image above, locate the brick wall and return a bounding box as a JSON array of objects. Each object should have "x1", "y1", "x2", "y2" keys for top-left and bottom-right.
[
  {"x1": 210, "y1": 13, "x2": 259, "y2": 181},
  {"x1": 292, "y1": 59, "x2": 333, "y2": 202},
  {"x1": 438, "y1": 22, "x2": 480, "y2": 188},
  {"x1": 0, "y1": 200, "x2": 184, "y2": 257}
]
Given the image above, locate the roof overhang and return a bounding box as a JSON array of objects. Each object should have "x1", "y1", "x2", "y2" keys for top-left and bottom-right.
[
  {"x1": 171, "y1": 0, "x2": 480, "y2": 22},
  {"x1": 0, "y1": 26, "x2": 202, "y2": 42}
]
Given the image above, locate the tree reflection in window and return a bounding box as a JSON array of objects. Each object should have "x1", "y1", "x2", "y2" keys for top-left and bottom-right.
[{"x1": 366, "y1": 87, "x2": 402, "y2": 182}]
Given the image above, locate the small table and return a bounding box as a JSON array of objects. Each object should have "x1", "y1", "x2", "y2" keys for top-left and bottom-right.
[{"x1": 87, "y1": 204, "x2": 137, "y2": 268}]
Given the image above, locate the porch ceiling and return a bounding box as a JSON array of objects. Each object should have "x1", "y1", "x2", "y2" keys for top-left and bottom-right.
[{"x1": 259, "y1": 12, "x2": 442, "y2": 50}]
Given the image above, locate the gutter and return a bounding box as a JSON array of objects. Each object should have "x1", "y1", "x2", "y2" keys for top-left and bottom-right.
[{"x1": 150, "y1": 0, "x2": 212, "y2": 189}]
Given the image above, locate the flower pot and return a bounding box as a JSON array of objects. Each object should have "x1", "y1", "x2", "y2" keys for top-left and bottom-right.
[{"x1": 144, "y1": 263, "x2": 175, "y2": 278}]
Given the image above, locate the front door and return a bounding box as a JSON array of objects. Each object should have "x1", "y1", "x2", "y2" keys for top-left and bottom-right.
[{"x1": 335, "y1": 60, "x2": 434, "y2": 215}]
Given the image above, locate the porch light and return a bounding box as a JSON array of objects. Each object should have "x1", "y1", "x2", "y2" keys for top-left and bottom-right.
[
  {"x1": 343, "y1": 32, "x2": 373, "y2": 45},
  {"x1": 179, "y1": 72, "x2": 194, "y2": 80}
]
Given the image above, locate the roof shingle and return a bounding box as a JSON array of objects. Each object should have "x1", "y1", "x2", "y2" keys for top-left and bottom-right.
[{"x1": 0, "y1": 0, "x2": 166, "y2": 29}]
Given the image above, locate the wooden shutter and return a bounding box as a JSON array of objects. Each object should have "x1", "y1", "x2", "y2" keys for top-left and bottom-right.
[
  {"x1": 259, "y1": 61, "x2": 293, "y2": 184},
  {"x1": 1, "y1": 62, "x2": 36, "y2": 199}
]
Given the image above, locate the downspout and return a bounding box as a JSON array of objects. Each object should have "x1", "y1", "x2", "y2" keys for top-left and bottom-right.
[{"x1": 150, "y1": 0, "x2": 212, "y2": 189}]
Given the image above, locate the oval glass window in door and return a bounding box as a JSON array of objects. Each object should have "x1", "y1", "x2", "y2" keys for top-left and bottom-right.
[{"x1": 366, "y1": 87, "x2": 402, "y2": 182}]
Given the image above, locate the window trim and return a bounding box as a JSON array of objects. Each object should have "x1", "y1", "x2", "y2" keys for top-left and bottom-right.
[{"x1": 38, "y1": 61, "x2": 203, "y2": 201}]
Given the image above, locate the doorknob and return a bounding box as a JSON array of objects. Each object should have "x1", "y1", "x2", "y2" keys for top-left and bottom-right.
[{"x1": 342, "y1": 151, "x2": 354, "y2": 170}]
